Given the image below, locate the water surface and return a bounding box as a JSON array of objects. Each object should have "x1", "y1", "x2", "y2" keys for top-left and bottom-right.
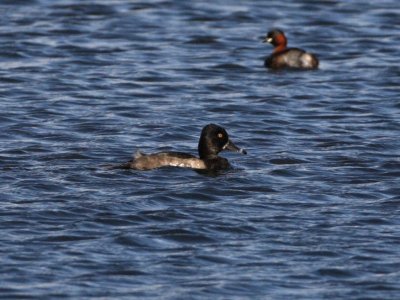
[{"x1": 0, "y1": 0, "x2": 399, "y2": 299}]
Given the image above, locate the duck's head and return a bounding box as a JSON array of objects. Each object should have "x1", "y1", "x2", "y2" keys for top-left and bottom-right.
[
  {"x1": 263, "y1": 29, "x2": 287, "y2": 49},
  {"x1": 198, "y1": 124, "x2": 247, "y2": 159}
]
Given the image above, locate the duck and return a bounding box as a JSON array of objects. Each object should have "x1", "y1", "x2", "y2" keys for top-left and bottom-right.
[
  {"x1": 113, "y1": 124, "x2": 246, "y2": 171},
  {"x1": 263, "y1": 29, "x2": 319, "y2": 70}
]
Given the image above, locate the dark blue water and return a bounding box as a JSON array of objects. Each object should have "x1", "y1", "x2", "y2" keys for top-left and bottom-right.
[{"x1": 1, "y1": 0, "x2": 399, "y2": 298}]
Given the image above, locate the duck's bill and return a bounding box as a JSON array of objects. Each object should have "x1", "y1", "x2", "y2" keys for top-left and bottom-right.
[
  {"x1": 262, "y1": 37, "x2": 273, "y2": 43},
  {"x1": 224, "y1": 140, "x2": 247, "y2": 155}
]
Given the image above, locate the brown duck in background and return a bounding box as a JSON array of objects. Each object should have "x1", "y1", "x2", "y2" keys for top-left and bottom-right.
[{"x1": 263, "y1": 29, "x2": 319, "y2": 70}]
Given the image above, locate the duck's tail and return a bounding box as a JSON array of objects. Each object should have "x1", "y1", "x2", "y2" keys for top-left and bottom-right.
[
  {"x1": 104, "y1": 161, "x2": 132, "y2": 170},
  {"x1": 300, "y1": 52, "x2": 319, "y2": 69},
  {"x1": 105, "y1": 150, "x2": 146, "y2": 170}
]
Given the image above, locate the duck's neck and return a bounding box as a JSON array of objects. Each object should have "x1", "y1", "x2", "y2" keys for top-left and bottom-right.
[
  {"x1": 199, "y1": 149, "x2": 217, "y2": 160},
  {"x1": 274, "y1": 44, "x2": 286, "y2": 53},
  {"x1": 198, "y1": 142, "x2": 218, "y2": 160},
  {"x1": 273, "y1": 34, "x2": 287, "y2": 53}
]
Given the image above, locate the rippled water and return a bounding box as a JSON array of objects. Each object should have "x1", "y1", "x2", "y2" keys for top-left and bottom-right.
[{"x1": 1, "y1": 0, "x2": 399, "y2": 298}]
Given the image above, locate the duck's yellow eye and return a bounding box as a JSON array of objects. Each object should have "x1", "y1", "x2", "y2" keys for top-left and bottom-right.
[{"x1": 218, "y1": 133, "x2": 223, "y2": 138}]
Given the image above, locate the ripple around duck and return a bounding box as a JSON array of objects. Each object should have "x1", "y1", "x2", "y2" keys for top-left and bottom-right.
[
  {"x1": 269, "y1": 157, "x2": 309, "y2": 165},
  {"x1": 316, "y1": 268, "x2": 354, "y2": 278},
  {"x1": 149, "y1": 228, "x2": 216, "y2": 244}
]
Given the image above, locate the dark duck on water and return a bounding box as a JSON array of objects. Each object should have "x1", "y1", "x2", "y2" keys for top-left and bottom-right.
[{"x1": 113, "y1": 124, "x2": 246, "y2": 171}]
